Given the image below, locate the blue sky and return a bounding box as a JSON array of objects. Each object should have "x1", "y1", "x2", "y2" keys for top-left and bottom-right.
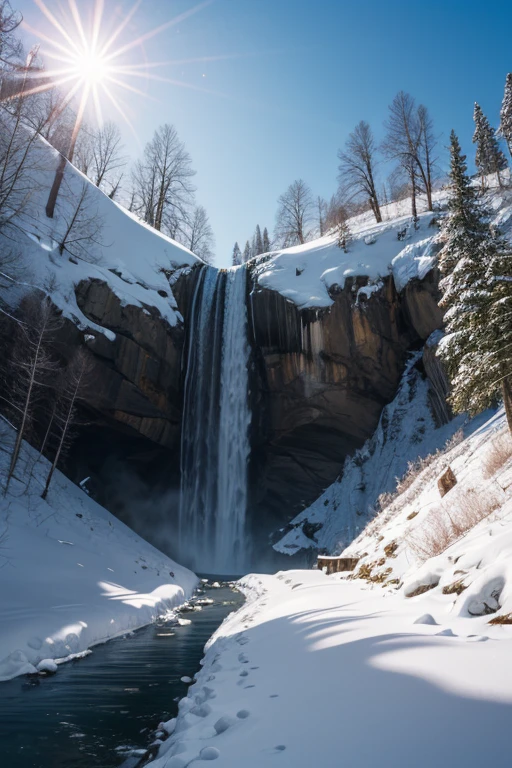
[{"x1": 15, "y1": 0, "x2": 512, "y2": 266}]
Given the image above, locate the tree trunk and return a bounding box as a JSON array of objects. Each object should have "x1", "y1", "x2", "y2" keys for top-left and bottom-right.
[{"x1": 502, "y1": 376, "x2": 512, "y2": 435}]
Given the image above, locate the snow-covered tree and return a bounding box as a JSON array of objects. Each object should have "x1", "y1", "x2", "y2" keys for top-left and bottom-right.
[
  {"x1": 437, "y1": 130, "x2": 510, "y2": 427},
  {"x1": 232, "y1": 241, "x2": 242, "y2": 266},
  {"x1": 242, "y1": 240, "x2": 251, "y2": 263},
  {"x1": 499, "y1": 73, "x2": 512, "y2": 159},
  {"x1": 473, "y1": 103, "x2": 507, "y2": 189},
  {"x1": 484, "y1": 232, "x2": 512, "y2": 431}
]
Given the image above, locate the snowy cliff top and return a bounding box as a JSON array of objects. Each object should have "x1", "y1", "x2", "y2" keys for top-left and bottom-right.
[
  {"x1": 1, "y1": 122, "x2": 200, "y2": 338},
  {"x1": 253, "y1": 186, "x2": 512, "y2": 311}
]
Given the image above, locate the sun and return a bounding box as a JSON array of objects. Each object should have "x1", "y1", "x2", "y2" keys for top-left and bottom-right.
[
  {"x1": 10, "y1": 0, "x2": 217, "y2": 134},
  {"x1": 72, "y1": 49, "x2": 110, "y2": 87}
]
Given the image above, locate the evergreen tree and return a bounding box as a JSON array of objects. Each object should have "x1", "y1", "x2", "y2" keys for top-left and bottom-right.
[
  {"x1": 437, "y1": 131, "x2": 510, "y2": 425},
  {"x1": 232, "y1": 241, "x2": 242, "y2": 266},
  {"x1": 499, "y1": 73, "x2": 512, "y2": 159},
  {"x1": 483, "y1": 229, "x2": 512, "y2": 431},
  {"x1": 242, "y1": 240, "x2": 251, "y2": 264},
  {"x1": 473, "y1": 103, "x2": 507, "y2": 189},
  {"x1": 263, "y1": 227, "x2": 271, "y2": 253},
  {"x1": 337, "y1": 220, "x2": 351, "y2": 252},
  {"x1": 254, "y1": 225, "x2": 263, "y2": 255}
]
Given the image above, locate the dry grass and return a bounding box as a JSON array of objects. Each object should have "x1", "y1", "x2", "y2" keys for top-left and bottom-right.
[
  {"x1": 488, "y1": 613, "x2": 512, "y2": 625},
  {"x1": 375, "y1": 428, "x2": 465, "y2": 515},
  {"x1": 406, "y1": 488, "x2": 501, "y2": 562},
  {"x1": 483, "y1": 432, "x2": 512, "y2": 479}
]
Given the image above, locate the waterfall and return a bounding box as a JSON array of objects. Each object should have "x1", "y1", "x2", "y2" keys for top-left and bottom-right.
[{"x1": 178, "y1": 265, "x2": 252, "y2": 574}]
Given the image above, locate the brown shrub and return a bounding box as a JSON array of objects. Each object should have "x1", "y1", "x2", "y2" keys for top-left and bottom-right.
[
  {"x1": 483, "y1": 432, "x2": 512, "y2": 479},
  {"x1": 406, "y1": 489, "x2": 501, "y2": 563}
]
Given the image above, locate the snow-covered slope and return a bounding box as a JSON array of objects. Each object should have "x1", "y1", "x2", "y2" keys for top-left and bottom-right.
[
  {"x1": 342, "y1": 408, "x2": 512, "y2": 613},
  {"x1": 0, "y1": 420, "x2": 197, "y2": 682},
  {"x1": 0, "y1": 121, "x2": 200, "y2": 337}
]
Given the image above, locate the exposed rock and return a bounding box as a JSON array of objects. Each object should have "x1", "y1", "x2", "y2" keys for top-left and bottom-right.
[
  {"x1": 74, "y1": 278, "x2": 185, "y2": 449},
  {"x1": 247, "y1": 270, "x2": 444, "y2": 532},
  {"x1": 438, "y1": 466, "x2": 457, "y2": 498}
]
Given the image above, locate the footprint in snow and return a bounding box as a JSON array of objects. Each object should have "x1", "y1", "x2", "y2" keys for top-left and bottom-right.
[
  {"x1": 269, "y1": 694, "x2": 279, "y2": 698},
  {"x1": 237, "y1": 710, "x2": 250, "y2": 719},
  {"x1": 239, "y1": 670, "x2": 249, "y2": 677}
]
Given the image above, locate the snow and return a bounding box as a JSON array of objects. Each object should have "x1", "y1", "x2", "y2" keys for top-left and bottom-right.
[
  {"x1": 254, "y1": 185, "x2": 512, "y2": 311},
  {"x1": 253, "y1": 194, "x2": 445, "y2": 310},
  {"x1": 147, "y1": 411, "x2": 512, "y2": 766},
  {"x1": 0, "y1": 122, "x2": 200, "y2": 337},
  {"x1": 0, "y1": 421, "x2": 197, "y2": 682}
]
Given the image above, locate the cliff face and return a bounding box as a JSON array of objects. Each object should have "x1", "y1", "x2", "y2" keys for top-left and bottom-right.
[
  {"x1": 52, "y1": 264, "x2": 445, "y2": 561},
  {"x1": 246, "y1": 268, "x2": 444, "y2": 532},
  {"x1": 75, "y1": 278, "x2": 186, "y2": 449}
]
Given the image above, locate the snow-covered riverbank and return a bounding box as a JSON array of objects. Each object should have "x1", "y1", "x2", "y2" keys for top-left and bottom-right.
[
  {"x1": 148, "y1": 569, "x2": 512, "y2": 768},
  {"x1": 0, "y1": 424, "x2": 196, "y2": 682},
  {"x1": 149, "y1": 410, "x2": 512, "y2": 767}
]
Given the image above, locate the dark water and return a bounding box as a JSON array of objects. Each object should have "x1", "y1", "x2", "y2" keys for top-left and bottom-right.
[{"x1": 0, "y1": 583, "x2": 243, "y2": 768}]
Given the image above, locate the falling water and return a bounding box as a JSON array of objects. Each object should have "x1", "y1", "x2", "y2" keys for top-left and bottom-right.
[{"x1": 178, "y1": 265, "x2": 252, "y2": 574}]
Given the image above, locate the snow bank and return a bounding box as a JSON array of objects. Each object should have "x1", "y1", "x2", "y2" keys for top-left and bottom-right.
[
  {"x1": 0, "y1": 422, "x2": 196, "y2": 681},
  {"x1": 147, "y1": 567, "x2": 512, "y2": 767},
  {"x1": 0, "y1": 123, "x2": 200, "y2": 337}
]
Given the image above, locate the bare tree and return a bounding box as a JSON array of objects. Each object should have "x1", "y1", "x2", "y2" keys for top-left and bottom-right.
[
  {"x1": 382, "y1": 91, "x2": 435, "y2": 213},
  {"x1": 178, "y1": 204, "x2": 215, "y2": 264},
  {"x1": 274, "y1": 179, "x2": 314, "y2": 247},
  {"x1": 323, "y1": 193, "x2": 350, "y2": 233},
  {"x1": 41, "y1": 348, "x2": 90, "y2": 500},
  {"x1": 338, "y1": 120, "x2": 382, "y2": 223},
  {"x1": 4, "y1": 294, "x2": 61, "y2": 492},
  {"x1": 75, "y1": 121, "x2": 126, "y2": 195},
  {"x1": 0, "y1": 1, "x2": 22, "y2": 75},
  {"x1": 417, "y1": 104, "x2": 438, "y2": 205},
  {"x1": 131, "y1": 123, "x2": 195, "y2": 235},
  {"x1": 57, "y1": 181, "x2": 104, "y2": 262}
]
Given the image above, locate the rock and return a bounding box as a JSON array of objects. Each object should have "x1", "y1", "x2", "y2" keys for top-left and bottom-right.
[{"x1": 438, "y1": 466, "x2": 457, "y2": 498}]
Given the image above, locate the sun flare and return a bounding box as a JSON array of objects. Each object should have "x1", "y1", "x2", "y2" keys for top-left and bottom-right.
[{"x1": 10, "y1": 0, "x2": 217, "y2": 134}]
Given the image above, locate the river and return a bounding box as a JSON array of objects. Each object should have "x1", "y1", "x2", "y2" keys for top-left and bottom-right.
[{"x1": 0, "y1": 582, "x2": 243, "y2": 768}]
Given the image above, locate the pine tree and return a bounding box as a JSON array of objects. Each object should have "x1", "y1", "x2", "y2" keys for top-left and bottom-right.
[
  {"x1": 437, "y1": 131, "x2": 504, "y2": 421},
  {"x1": 499, "y1": 73, "x2": 512, "y2": 159},
  {"x1": 242, "y1": 240, "x2": 251, "y2": 264},
  {"x1": 263, "y1": 227, "x2": 271, "y2": 253},
  {"x1": 254, "y1": 225, "x2": 263, "y2": 256},
  {"x1": 483, "y1": 230, "x2": 512, "y2": 431},
  {"x1": 473, "y1": 102, "x2": 508, "y2": 189},
  {"x1": 232, "y1": 241, "x2": 242, "y2": 266},
  {"x1": 337, "y1": 220, "x2": 351, "y2": 253}
]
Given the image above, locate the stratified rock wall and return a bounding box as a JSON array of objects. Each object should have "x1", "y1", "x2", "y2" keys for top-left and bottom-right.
[{"x1": 247, "y1": 270, "x2": 444, "y2": 531}]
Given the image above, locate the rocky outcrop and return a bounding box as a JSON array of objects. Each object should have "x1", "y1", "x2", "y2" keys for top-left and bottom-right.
[
  {"x1": 74, "y1": 278, "x2": 187, "y2": 449},
  {"x1": 247, "y1": 269, "x2": 444, "y2": 532}
]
